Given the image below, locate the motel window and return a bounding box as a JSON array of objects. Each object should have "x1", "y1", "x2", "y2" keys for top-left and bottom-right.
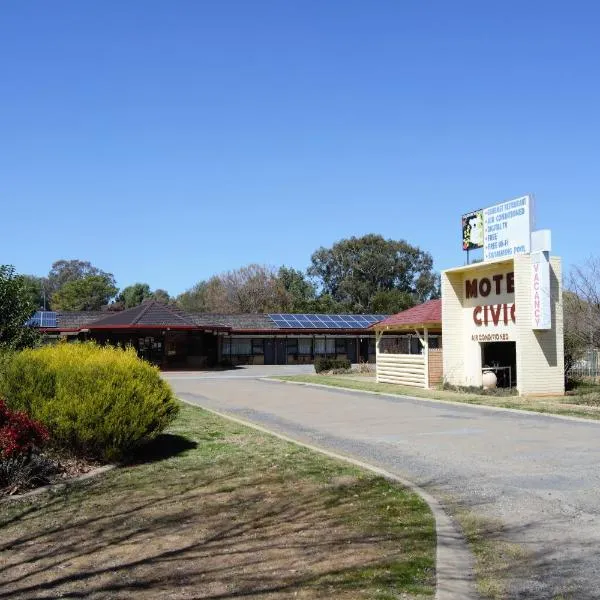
[
  {"x1": 336, "y1": 338, "x2": 347, "y2": 354},
  {"x1": 230, "y1": 338, "x2": 252, "y2": 355},
  {"x1": 287, "y1": 339, "x2": 299, "y2": 355},
  {"x1": 298, "y1": 338, "x2": 312, "y2": 355},
  {"x1": 252, "y1": 339, "x2": 264, "y2": 355},
  {"x1": 314, "y1": 338, "x2": 336, "y2": 355}
]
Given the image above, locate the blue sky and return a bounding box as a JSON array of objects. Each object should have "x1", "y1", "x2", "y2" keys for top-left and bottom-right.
[{"x1": 1, "y1": 1, "x2": 598, "y2": 295}]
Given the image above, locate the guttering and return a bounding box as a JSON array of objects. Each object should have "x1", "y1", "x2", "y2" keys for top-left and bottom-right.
[
  {"x1": 85, "y1": 324, "x2": 231, "y2": 332},
  {"x1": 226, "y1": 328, "x2": 377, "y2": 335}
]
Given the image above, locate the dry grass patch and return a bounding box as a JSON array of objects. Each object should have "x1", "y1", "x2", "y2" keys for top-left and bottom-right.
[{"x1": 0, "y1": 403, "x2": 435, "y2": 599}]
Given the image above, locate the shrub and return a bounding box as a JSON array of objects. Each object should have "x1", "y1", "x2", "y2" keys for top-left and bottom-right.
[
  {"x1": 2, "y1": 342, "x2": 179, "y2": 461},
  {"x1": 0, "y1": 399, "x2": 49, "y2": 459},
  {"x1": 314, "y1": 357, "x2": 351, "y2": 373},
  {"x1": 0, "y1": 454, "x2": 61, "y2": 494}
]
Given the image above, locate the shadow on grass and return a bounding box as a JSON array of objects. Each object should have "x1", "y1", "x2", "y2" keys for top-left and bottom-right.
[{"x1": 126, "y1": 434, "x2": 198, "y2": 465}]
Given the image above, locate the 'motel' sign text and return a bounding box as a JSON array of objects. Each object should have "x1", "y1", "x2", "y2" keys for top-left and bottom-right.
[{"x1": 466, "y1": 272, "x2": 516, "y2": 327}]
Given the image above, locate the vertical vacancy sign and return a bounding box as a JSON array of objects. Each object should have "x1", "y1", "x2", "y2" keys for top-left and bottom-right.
[{"x1": 531, "y1": 251, "x2": 551, "y2": 330}]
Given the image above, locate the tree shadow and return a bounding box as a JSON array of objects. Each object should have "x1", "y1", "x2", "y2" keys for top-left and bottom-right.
[{"x1": 126, "y1": 434, "x2": 198, "y2": 465}]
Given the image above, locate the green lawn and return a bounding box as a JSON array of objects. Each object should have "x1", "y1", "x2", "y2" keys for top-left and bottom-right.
[
  {"x1": 274, "y1": 374, "x2": 600, "y2": 420},
  {"x1": 0, "y1": 402, "x2": 435, "y2": 599}
]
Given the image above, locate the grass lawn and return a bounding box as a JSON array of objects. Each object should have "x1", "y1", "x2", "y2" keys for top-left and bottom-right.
[
  {"x1": 0, "y1": 402, "x2": 435, "y2": 599},
  {"x1": 274, "y1": 375, "x2": 600, "y2": 420}
]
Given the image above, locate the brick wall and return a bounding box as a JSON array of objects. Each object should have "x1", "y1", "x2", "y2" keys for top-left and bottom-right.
[{"x1": 428, "y1": 348, "x2": 444, "y2": 387}]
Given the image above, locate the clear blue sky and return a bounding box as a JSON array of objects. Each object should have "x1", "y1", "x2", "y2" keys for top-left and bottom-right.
[{"x1": 2, "y1": 1, "x2": 598, "y2": 296}]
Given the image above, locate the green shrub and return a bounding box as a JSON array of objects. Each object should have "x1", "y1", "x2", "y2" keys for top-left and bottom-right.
[
  {"x1": 2, "y1": 342, "x2": 179, "y2": 461},
  {"x1": 314, "y1": 357, "x2": 351, "y2": 373}
]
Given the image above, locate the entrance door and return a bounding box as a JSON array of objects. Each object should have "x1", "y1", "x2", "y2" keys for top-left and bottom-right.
[
  {"x1": 481, "y1": 341, "x2": 517, "y2": 387},
  {"x1": 264, "y1": 339, "x2": 275, "y2": 365},
  {"x1": 359, "y1": 338, "x2": 370, "y2": 362},
  {"x1": 275, "y1": 339, "x2": 287, "y2": 364},
  {"x1": 347, "y1": 338, "x2": 358, "y2": 363}
]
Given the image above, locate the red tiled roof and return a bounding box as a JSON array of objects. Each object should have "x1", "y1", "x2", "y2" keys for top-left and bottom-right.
[
  {"x1": 85, "y1": 301, "x2": 206, "y2": 328},
  {"x1": 372, "y1": 299, "x2": 442, "y2": 329}
]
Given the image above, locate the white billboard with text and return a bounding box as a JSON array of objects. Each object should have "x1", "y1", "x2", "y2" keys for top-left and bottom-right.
[{"x1": 483, "y1": 195, "x2": 532, "y2": 261}]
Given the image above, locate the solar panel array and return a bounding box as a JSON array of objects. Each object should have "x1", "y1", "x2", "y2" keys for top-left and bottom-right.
[
  {"x1": 26, "y1": 311, "x2": 58, "y2": 328},
  {"x1": 268, "y1": 314, "x2": 386, "y2": 329}
]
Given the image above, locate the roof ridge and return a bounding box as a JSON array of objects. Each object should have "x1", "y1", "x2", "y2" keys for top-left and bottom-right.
[
  {"x1": 162, "y1": 302, "x2": 194, "y2": 325},
  {"x1": 131, "y1": 301, "x2": 156, "y2": 325}
]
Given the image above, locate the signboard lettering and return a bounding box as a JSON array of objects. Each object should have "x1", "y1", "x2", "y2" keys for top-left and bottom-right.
[
  {"x1": 462, "y1": 195, "x2": 533, "y2": 262},
  {"x1": 531, "y1": 251, "x2": 551, "y2": 329}
]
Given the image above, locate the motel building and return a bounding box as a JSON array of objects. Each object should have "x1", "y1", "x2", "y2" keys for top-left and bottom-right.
[
  {"x1": 373, "y1": 196, "x2": 565, "y2": 396},
  {"x1": 31, "y1": 302, "x2": 383, "y2": 367}
]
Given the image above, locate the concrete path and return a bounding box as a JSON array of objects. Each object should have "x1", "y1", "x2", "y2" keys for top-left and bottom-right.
[{"x1": 165, "y1": 375, "x2": 600, "y2": 599}]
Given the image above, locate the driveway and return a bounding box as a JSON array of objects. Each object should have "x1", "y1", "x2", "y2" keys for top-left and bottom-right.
[{"x1": 165, "y1": 374, "x2": 600, "y2": 599}]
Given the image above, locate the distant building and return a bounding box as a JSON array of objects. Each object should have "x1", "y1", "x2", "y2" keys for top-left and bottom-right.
[{"x1": 32, "y1": 301, "x2": 384, "y2": 367}]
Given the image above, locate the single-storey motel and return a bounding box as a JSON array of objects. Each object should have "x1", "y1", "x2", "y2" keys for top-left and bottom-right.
[
  {"x1": 34, "y1": 302, "x2": 384, "y2": 367},
  {"x1": 33, "y1": 197, "x2": 565, "y2": 396}
]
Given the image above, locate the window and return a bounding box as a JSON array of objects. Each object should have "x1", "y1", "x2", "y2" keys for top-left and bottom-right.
[
  {"x1": 229, "y1": 338, "x2": 252, "y2": 355},
  {"x1": 336, "y1": 338, "x2": 347, "y2": 354},
  {"x1": 298, "y1": 338, "x2": 312, "y2": 355},
  {"x1": 315, "y1": 338, "x2": 335, "y2": 355},
  {"x1": 286, "y1": 339, "x2": 299, "y2": 355},
  {"x1": 252, "y1": 339, "x2": 264, "y2": 355}
]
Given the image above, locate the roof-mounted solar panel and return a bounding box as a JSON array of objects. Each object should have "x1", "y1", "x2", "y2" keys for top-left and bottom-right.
[
  {"x1": 26, "y1": 311, "x2": 58, "y2": 328},
  {"x1": 268, "y1": 314, "x2": 388, "y2": 329}
]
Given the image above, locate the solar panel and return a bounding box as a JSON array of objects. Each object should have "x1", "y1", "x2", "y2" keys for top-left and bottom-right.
[
  {"x1": 268, "y1": 314, "x2": 387, "y2": 329},
  {"x1": 26, "y1": 311, "x2": 58, "y2": 328}
]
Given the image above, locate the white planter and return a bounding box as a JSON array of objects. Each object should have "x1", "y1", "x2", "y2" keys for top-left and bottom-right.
[{"x1": 482, "y1": 370, "x2": 497, "y2": 390}]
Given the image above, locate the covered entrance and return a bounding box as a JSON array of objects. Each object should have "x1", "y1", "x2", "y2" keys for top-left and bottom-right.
[{"x1": 481, "y1": 341, "x2": 516, "y2": 388}]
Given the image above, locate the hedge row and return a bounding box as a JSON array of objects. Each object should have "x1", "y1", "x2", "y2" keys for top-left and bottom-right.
[
  {"x1": 2, "y1": 343, "x2": 179, "y2": 461},
  {"x1": 314, "y1": 357, "x2": 351, "y2": 373}
]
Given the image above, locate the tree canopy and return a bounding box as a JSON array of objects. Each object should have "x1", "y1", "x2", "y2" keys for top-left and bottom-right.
[
  {"x1": 117, "y1": 283, "x2": 153, "y2": 309},
  {"x1": 0, "y1": 265, "x2": 39, "y2": 350},
  {"x1": 308, "y1": 234, "x2": 438, "y2": 312},
  {"x1": 51, "y1": 275, "x2": 118, "y2": 311}
]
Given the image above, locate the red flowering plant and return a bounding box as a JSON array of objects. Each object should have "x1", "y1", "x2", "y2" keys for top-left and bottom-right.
[{"x1": 0, "y1": 399, "x2": 49, "y2": 459}]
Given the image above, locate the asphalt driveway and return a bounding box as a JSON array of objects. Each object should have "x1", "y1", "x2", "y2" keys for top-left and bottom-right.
[{"x1": 165, "y1": 373, "x2": 600, "y2": 599}]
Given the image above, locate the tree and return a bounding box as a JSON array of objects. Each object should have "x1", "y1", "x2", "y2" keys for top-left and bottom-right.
[
  {"x1": 176, "y1": 281, "x2": 209, "y2": 312},
  {"x1": 370, "y1": 289, "x2": 416, "y2": 315},
  {"x1": 117, "y1": 283, "x2": 153, "y2": 308},
  {"x1": 151, "y1": 289, "x2": 170, "y2": 304},
  {"x1": 563, "y1": 258, "x2": 600, "y2": 379},
  {"x1": 178, "y1": 265, "x2": 289, "y2": 314},
  {"x1": 51, "y1": 275, "x2": 118, "y2": 311},
  {"x1": 278, "y1": 266, "x2": 316, "y2": 312},
  {"x1": 47, "y1": 260, "x2": 116, "y2": 298},
  {"x1": 308, "y1": 234, "x2": 438, "y2": 313},
  {"x1": 21, "y1": 275, "x2": 46, "y2": 310},
  {"x1": 0, "y1": 265, "x2": 39, "y2": 350}
]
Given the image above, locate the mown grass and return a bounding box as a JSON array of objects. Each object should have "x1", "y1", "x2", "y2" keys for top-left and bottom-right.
[
  {"x1": 0, "y1": 402, "x2": 435, "y2": 599},
  {"x1": 274, "y1": 375, "x2": 600, "y2": 420}
]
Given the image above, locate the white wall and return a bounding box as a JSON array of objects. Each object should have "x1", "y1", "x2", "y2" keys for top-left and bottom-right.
[{"x1": 442, "y1": 257, "x2": 564, "y2": 395}]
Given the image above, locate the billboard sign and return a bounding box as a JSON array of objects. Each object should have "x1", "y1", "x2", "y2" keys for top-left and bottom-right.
[
  {"x1": 462, "y1": 210, "x2": 484, "y2": 251},
  {"x1": 483, "y1": 195, "x2": 532, "y2": 261},
  {"x1": 463, "y1": 195, "x2": 533, "y2": 261}
]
